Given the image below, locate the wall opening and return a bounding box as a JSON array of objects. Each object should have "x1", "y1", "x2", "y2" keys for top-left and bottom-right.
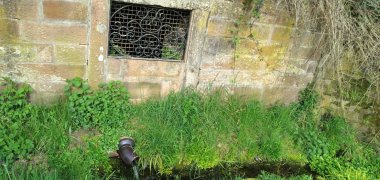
[{"x1": 108, "y1": 1, "x2": 191, "y2": 61}]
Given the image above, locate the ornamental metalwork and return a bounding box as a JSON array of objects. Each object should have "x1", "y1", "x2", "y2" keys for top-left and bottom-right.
[{"x1": 108, "y1": 1, "x2": 191, "y2": 60}]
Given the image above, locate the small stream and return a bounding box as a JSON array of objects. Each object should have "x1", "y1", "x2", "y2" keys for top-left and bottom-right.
[{"x1": 109, "y1": 159, "x2": 317, "y2": 179}]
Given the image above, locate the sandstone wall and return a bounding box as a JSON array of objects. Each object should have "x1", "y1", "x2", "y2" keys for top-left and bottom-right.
[{"x1": 0, "y1": 0, "x2": 322, "y2": 103}]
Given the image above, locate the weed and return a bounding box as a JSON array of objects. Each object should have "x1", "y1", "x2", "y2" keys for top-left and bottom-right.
[
  {"x1": 0, "y1": 78, "x2": 34, "y2": 162},
  {"x1": 1, "y1": 78, "x2": 379, "y2": 179},
  {"x1": 64, "y1": 77, "x2": 131, "y2": 129}
]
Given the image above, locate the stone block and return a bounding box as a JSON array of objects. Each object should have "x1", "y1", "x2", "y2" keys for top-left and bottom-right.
[
  {"x1": 210, "y1": 0, "x2": 242, "y2": 19},
  {"x1": 271, "y1": 27, "x2": 292, "y2": 44},
  {"x1": 235, "y1": 56, "x2": 266, "y2": 72},
  {"x1": 217, "y1": 37, "x2": 234, "y2": 55},
  {"x1": 30, "y1": 91, "x2": 65, "y2": 104},
  {"x1": 161, "y1": 80, "x2": 180, "y2": 96},
  {"x1": 232, "y1": 86, "x2": 263, "y2": 99},
  {"x1": 198, "y1": 69, "x2": 256, "y2": 85},
  {"x1": 236, "y1": 39, "x2": 258, "y2": 55},
  {"x1": 29, "y1": 81, "x2": 66, "y2": 93},
  {"x1": 307, "y1": 60, "x2": 318, "y2": 73},
  {"x1": 0, "y1": 19, "x2": 19, "y2": 41},
  {"x1": 20, "y1": 22, "x2": 87, "y2": 44},
  {"x1": 290, "y1": 31, "x2": 324, "y2": 48},
  {"x1": 0, "y1": 44, "x2": 54, "y2": 63},
  {"x1": 257, "y1": 1, "x2": 294, "y2": 26},
  {"x1": 213, "y1": 55, "x2": 234, "y2": 69},
  {"x1": 43, "y1": 1, "x2": 88, "y2": 22},
  {"x1": 239, "y1": 23, "x2": 271, "y2": 40},
  {"x1": 284, "y1": 58, "x2": 308, "y2": 70},
  {"x1": 203, "y1": 37, "x2": 220, "y2": 55},
  {"x1": 107, "y1": 58, "x2": 122, "y2": 80},
  {"x1": 14, "y1": 64, "x2": 85, "y2": 82},
  {"x1": 55, "y1": 45, "x2": 86, "y2": 64},
  {"x1": 200, "y1": 52, "x2": 215, "y2": 69},
  {"x1": 125, "y1": 82, "x2": 161, "y2": 99},
  {"x1": 207, "y1": 18, "x2": 234, "y2": 37},
  {"x1": 260, "y1": 44, "x2": 285, "y2": 57},
  {"x1": 0, "y1": 63, "x2": 5, "y2": 75},
  {"x1": 288, "y1": 46, "x2": 317, "y2": 60},
  {"x1": 262, "y1": 86, "x2": 301, "y2": 104},
  {"x1": 0, "y1": 0, "x2": 39, "y2": 20},
  {"x1": 202, "y1": 37, "x2": 234, "y2": 68},
  {"x1": 259, "y1": 44, "x2": 287, "y2": 70},
  {"x1": 87, "y1": 0, "x2": 109, "y2": 87},
  {"x1": 126, "y1": 60, "x2": 184, "y2": 78},
  {"x1": 281, "y1": 73, "x2": 314, "y2": 87}
]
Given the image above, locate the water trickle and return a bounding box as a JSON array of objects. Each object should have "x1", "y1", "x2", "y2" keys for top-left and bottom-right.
[{"x1": 132, "y1": 165, "x2": 140, "y2": 180}]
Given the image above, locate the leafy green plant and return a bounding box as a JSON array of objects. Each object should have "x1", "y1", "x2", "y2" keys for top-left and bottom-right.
[
  {"x1": 161, "y1": 44, "x2": 183, "y2": 60},
  {"x1": 257, "y1": 171, "x2": 312, "y2": 180},
  {"x1": 1, "y1": 79, "x2": 379, "y2": 179},
  {"x1": 294, "y1": 86, "x2": 380, "y2": 179},
  {"x1": 64, "y1": 78, "x2": 130, "y2": 129},
  {"x1": 0, "y1": 78, "x2": 34, "y2": 162}
]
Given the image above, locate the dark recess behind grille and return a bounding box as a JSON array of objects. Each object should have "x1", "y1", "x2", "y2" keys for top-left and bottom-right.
[{"x1": 108, "y1": 1, "x2": 191, "y2": 60}]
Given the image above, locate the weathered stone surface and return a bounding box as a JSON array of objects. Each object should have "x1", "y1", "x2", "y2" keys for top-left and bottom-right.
[
  {"x1": 0, "y1": 0, "x2": 322, "y2": 106},
  {"x1": 207, "y1": 18, "x2": 233, "y2": 37},
  {"x1": 29, "y1": 81, "x2": 66, "y2": 93},
  {"x1": 296, "y1": 31, "x2": 324, "y2": 48},
  {"x1": 0, "y1": 19, "x2": 19, "y2": 42},
  {"x1": 257, "y1": 1, "x2": 294, "y2": 26},
  {"x1": 236, "y1": 39, "x2": 258, "y2": 55},
  {"x1": 232, "y1": 86, "x2": 264, "y2": 100},
  {"x1": 13, "y1": 64, "x2": 85, "y2": 82},
  {"x1": 235, "y1": 56, "x2": 266, "y2": 72},
  {"x1": 306, "y1": 60, "x2": 318, "y2": 73},
  {"x1": 280, "y1": 73, "x2": 313, "y2": 87},
  {"x1": 271, "y1": 27, "x2": 292, "y2": 43},
  {"x1": 213, "y1": 55, "x2": 234, "y2": 69},
  {"x1": 126, "y1": 60, "x2": 184, "y2": 77},
  {"x1": 288, "y1": 46, "x2": 317, "y2": 60},
  {"x1": 106, "y1": 58, "x2": 123, "y2": 80},
  {"x1": 43, "y1": 1, "x2": 88, "y2": 22},
  {"x1": 184, "y1": 9, "x2": 209, "y2": 87},
  {"x1": 20, "y1": 22, "x2": 87, "y2": 44},
  {"x1": 125, "y1": 82, "x2": 161, "y2": 99},
  {"x1": 30, "y1": 91, "x2": 65, "y2": 104},
  {"x1": 210, "y1": 0, "x2": 241, "y2": 19},
  {"x1": 203, "y1": 37, "x2": 221, "y2": 55},
  {"x1": 201, "y1": 37, "x2": 234, "y2": 69},
  {"x1": 55, "y1": 45, "x2": 86, "y2": 64},
  {"x1": 161, "y1": 80, "x2": 180, "y2": 96},
  {"x1": 0, "y1": 0, "x2": 39, "y2": 20},
  {"x1": 0, "y1": 44, "x2": 54, "y2": 63},
  {"x1": 87, "y1": 0, "x2": 108, "y2": 87},
  {"x1": 198, "y1": 69, "x2": 257, "y2": 85},
  {"x1": 262, "y1": 86, "x2": 301, "y2": 104},
  {"x1": 239, "y1": 23, "x2": 271, "y2": 40},
  {"x1": 218, "y1": 37, "x2": 234, "y2": 55},
  {"x1": 259, "y1": 44, "x2": 287, "y2": 70},
  {"x1": 0, "y1": 64, "x2": 5, "y2": 75}
]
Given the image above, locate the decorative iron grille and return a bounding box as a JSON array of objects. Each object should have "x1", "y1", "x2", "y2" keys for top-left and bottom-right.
[{"x1": 108, "y1": 1, "x2": 191, "y2": 60}]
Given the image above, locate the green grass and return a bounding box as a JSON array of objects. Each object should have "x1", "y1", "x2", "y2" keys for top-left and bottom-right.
[
  {"x1": 127, "y1": 90, "x2": 306, "y2": 174},
  {"x1": 1, "y1": 79, "x2": 379, "y2": 179}
]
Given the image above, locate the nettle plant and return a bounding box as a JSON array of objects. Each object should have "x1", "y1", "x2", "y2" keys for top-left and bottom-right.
[
  {"x1": 64, "y1": 77, "x2": 131, "y2": 129},
  {"x1": 0, "y1": 78, "x2": 34, "y2": 162}
]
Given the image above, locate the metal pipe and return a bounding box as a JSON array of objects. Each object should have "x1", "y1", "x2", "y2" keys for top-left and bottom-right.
[{"x1": 117, "y1": 137, "x2": 139, "y2": 166}]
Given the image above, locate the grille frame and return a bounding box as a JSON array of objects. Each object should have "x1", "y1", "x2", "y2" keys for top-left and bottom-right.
[{"x1": 108, "y1": 1, "x2": 192, "y2": 61}]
